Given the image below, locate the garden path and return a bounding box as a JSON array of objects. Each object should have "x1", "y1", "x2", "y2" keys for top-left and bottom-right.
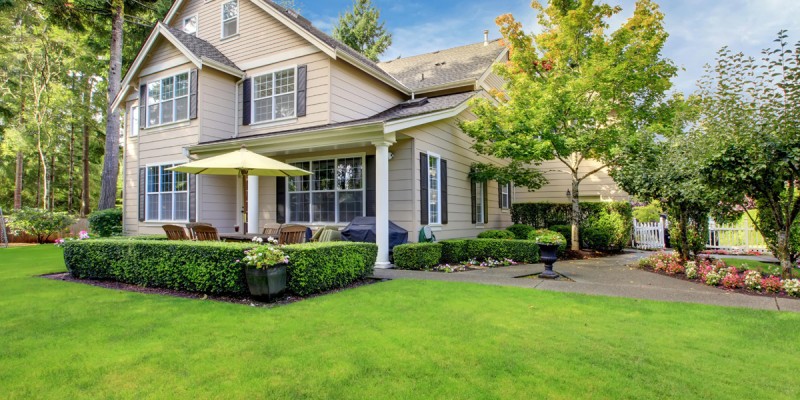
[{"x1": 372, "y1": 250, "x2": 800, "y2": 313}]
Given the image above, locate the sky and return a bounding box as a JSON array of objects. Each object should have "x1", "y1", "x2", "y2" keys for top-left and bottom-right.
[{"x1": 297, "y1": 0, "x2": 800, "y2": 94}]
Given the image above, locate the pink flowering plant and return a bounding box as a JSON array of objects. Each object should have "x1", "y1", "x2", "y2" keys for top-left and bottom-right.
[{"x1": 54, "y1": 230, "x2": 91, "y2": 247}]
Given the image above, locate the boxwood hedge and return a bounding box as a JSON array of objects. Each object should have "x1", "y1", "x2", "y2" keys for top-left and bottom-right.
[
  {"x1": 465, "y1": 239, "x2": 539, "y2": 263},
  {"x1": 393, "y1": 243, "x2": 442, "y2": 270},
  {"x1": 63, "y1": 239, "x2": 377, "y2": 297},
  {"x1": 476, "y1": 230, "x2": 516, "y2": 240},
  {"x1": 440, "y1": 240, "x2": 468, "y2": 264},
  {"x1": 393, "y1": 239, "x2": 540, "y2": 267}
]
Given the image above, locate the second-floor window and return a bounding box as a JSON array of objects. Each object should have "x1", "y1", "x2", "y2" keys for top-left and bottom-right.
[
  {"x1": 183, "y1": 15, "x2": 197, "y2": 35},
  {"x1": 221, "y1": 0, "x2": 238, "y2": 38},
  {"x1": 146, "y1": 72, "x2": 189, "y2": 128},
  {"x1": 252, "y1": 68, "x2": 296, "y2": 123}
]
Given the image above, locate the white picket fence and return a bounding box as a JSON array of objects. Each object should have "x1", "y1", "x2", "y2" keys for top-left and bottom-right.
[
  {"x1": 632, "y1": 218, "x2": 666, "y2": 250},
  {"x1": 707, "y1": 218, "x2": 768, "y2": 253}
]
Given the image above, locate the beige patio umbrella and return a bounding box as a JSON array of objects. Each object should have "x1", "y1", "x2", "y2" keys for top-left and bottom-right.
[{"x1": 169, "y1": 145, "x2": 311, "y2": 232}]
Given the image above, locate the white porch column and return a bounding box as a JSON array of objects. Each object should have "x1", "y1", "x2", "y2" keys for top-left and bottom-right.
[
  {"x1": 247, "y1": 176, "x2": 259, "y2": 234},
  {"x1": 373, "y1": 141, "x2": 393, "y2": 268}
]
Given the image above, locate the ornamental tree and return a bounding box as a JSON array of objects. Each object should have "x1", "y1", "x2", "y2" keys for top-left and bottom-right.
[
  {"x1": 693, "y1": 31, "x2": 800, "y2": 277},
  {"x1": 460, "y1": 0, "x2": 676, "y2": 251}
]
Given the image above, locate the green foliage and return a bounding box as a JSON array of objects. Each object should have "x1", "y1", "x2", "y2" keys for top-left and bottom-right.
[
  {"x1": 63, "y1": 240, "x2": 376, "y2": 296},
  {"x1": 633, "y1": 201, "x2": 663, "y2": 223},
  {"x1": 465, "y1": 239, "x2": 540, "y2": 264},
  {"x1": 549, "y1": 225, "x2": 572, "y2": 247},
  {"x1": 8, "y1": 207, "x2": 75, "y2": 243},
  {"x1": 528, "y1": 229, "x2": 566, "y2": 255},
  {"x1": 393, "y1": 243, "x2": 443, "y2": 270},
  {"x1": 580, "y1": 212, "x2": 629, "y2": 251},
  {"x1": 440, "y1": 240, "x2": 469, "y2": 264},
  {"x1": 512, "y1": 202, "x2": 632, "y2": 229},
  {"x1": 477, "y1": 230, "x2": 516, "y2": 240},
  {"x1": 469, "y1": 162, "x2": 546, "y2": 191},
  {"x1": 282, "y1": 242, "x2": 376, "y2": 296},
  {"x1": 332, "y1": 0, "x2": 391, "y2": 62},
  {"x1": 506, "y1": 224, "x2": 535, "y2": 240},
  {"x1": 88, "y1": 208, "x2": 122, "y2": 237}
]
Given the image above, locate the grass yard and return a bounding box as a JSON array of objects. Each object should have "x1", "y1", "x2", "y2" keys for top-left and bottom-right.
[
  {"x1": 720, "y1": 257, "x2": 784, "y2": 276},
  {"x1": 2, "y1": 246, "x2": 799, "y2": 399}
]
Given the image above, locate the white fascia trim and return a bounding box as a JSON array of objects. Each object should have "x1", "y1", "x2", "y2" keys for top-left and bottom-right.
[
  {"x1": 335, "y1": 49, "x2": 410, "y2": 95},
  {"x1": 248, "y1": 0, "x2": 336, "y2": 58},
  {"x1": 476, "y1": 47, "x2": 509, "y2": 88},
  {"x1": 201, "y1": 57, "x2": 246, "y2": 78},
  {"x1": 162, "y1": 0, "x2": 185, "y2": 25},
  {"x1": 413, "y1": 78, "x2": 476, "y2": 95},
  {"x1": 159, "y1": 26, "x2": 203, "y2": 68},
  {"x1": 383, "y1": 98, "x2": 473, "y2": 134}
]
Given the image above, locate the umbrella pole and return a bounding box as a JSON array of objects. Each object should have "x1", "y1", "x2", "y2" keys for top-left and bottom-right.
[{"x1": 242, "y1": 170, "x2": 249, "y2": 233}]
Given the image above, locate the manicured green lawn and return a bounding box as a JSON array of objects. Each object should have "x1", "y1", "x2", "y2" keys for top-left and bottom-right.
[
  {"x1": 720, "y1": 257, "x2": 784, "y2": 276},
  {"x1": 2, "y1": 246, "x2": 799, "y2": 399}
]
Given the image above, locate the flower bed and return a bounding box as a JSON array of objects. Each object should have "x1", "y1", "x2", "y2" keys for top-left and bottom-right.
[{"x1": 638, "y1": 252, "x2": 800, "y2": 298}]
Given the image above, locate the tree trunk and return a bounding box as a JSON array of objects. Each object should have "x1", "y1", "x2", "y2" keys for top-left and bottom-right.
[
  {"x1": 81, "y1": 77, "x2": 91, "y2": 217},
  {"x1": 14, "y1": 151, "x2": 23, "y2": 209},
  {"x1": 37, "y1": 132, "x2": 47, "y2": 210},
  {"x1": 98, "y1": 0, "x2": 124, "y2": 210},
  {"x1": 570, "y1": 176, "x2": 580, "y2": 251},
  {"x1": 68, "y1": 74, "x2": 75, "y2": 213},
  {"x1": 776, "y1": 231, "x2": 793, "y2": 278},
  {"x1": 49, "y1": 155, "x2": 55, "y2": 210}
]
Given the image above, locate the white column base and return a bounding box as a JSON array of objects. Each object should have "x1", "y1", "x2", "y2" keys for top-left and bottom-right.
[{"x1": 374, "y1": 261, "x2": 394, "y2": 269}]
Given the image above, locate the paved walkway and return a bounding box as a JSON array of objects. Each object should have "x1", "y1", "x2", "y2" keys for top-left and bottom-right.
[{"x1": 373, "y1": 251, "x2": 800, "y2": 313}]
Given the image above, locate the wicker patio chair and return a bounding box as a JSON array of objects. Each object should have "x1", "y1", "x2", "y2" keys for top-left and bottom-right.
[
  {"x1": 163, "y1": 224, "x2": 190, "y2": 240},
  {"x1": 279, "y1": 225, "x2": 307, "y2": 245},
  {"x1": 193, "y1": 225, "x2": 220, "y2": 241},
  {"x1": 186, "y1": 222, "x2": 213, "y2": 240}
]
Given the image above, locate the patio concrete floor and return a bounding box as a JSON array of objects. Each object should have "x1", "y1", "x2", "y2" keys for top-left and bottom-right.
[{"x1": 372, "y1": 250, "x2": 800, "y2": 313}]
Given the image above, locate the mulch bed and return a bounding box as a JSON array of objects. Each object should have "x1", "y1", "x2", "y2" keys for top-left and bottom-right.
[
  {"x1": 41, "y1": 273, "x2": 386, "y2": 308},
  {"x1": 564, "y1": 249, "x2": 621, "y2": 260},
  {"x1": 637, "y1": 266, "x2": 799, "y2": 300}
]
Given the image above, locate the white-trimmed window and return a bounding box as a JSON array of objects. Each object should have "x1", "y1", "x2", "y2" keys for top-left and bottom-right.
[
  {"x1": 221, "y1": 0, "x2": 238, "y2": 38},
  {"x1": 146, "y1": 164, "x2": 189, "y2": 221},
  {"x1": 146, "y1": 72, "x2": 190, "y2": 128},
  {"x1": 287, "y1": 156, "x2": 364, "y2": 223},
  {"x1": 252, "y1": 68, "x2": 296, "y2": 123},
  {"x1": 428, "y1": 153, "x2": 441, "y2": 224},
  {"x1": 501, "y1": 182, "x2": 511, "y2": 209},
  {"x1": 475, "y1": 181, "x2": 484, "y2": 224},
  {"x1": 130, "y1": 106, "x2": 139, "y2": 137},
  {"x1": 183, "y1": 15, "x2": 198, "y2": 35}
]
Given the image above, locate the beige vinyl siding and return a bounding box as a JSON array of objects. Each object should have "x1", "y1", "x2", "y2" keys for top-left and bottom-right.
[
  {"x1": 144, "y1": 37, "x2": 189, "y2": 68},
  {"x1": 329, "y1": 59, "x2": 404, "y2": 123},
  {"x1": 387, "y1": 139, "x2": 414, "y2": 234},
  {"x1": 401, "y1": 109, "x2": 514, "y2": 242},
  {"x1": 198, "y1": 174, "x2": 238, "y2": 231},
  {"x1": 237, "y1": 52, "x2": 331, "y2": 137},
  {"x1": 514, "y1": 159, "x2": 629, "y2": 203},
  {"x1": 123, "y1": 100, "x2": 141, "y2": 235},
  {"x1": 199, "y1": 68, "x2": 236, "y2": 142},
  {"x1": 480, "y1": 70, "x2": 505, "y2": 92},
  {"x1": 172, "y1": 0, "x2": 308, "y2": 65}
]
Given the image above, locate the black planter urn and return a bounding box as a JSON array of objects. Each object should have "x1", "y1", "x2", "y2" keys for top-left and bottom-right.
[
  {"x1": 245, "y1": 264, "x2": 287, "y2": 299},
  {"x1": 537, "y1": 243, "x2": 559, "y2": 279}
]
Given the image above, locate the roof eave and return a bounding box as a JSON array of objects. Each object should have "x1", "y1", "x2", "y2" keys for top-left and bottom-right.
[
  {"x1": 335, "y1": 49, "x2": 410, "y2": 95},
  {"x1": 383, "y1": 93, "x2": 476, "y2": 133},
  {"x1": 201, "y1": 57, "x2": 246, "y2": 78},
  {"x1": 412, "y1": 78, "x2": 478, "y2": 95}
]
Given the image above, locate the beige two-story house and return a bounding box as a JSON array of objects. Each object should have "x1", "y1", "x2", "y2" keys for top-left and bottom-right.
[{"x1": 112, "y1": 0, "x2": 625, "y2": 266}]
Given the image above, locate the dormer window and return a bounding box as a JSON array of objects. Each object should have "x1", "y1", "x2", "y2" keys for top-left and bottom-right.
[
  {"x1": 183, "y1": 15, "x2": 197, "y2": 36},
  {"x1": 221, "y1": 0, "x2": 238, "y2": 39}
]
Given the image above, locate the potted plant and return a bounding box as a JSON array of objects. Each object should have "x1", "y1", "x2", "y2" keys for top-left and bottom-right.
[
  {"x1": 530, "y1": 229, "x2": 566, "y2": 279},
  {"x1": 242, "y1": 237, "x2": 289, "y2": 299}
]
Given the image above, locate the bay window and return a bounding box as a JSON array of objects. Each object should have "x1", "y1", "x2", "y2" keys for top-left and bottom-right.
[
  {"x1": 146, "y1": 164, "x2": 189, "y2": 221},
  {"x1": 287, "y1": 156, "x2": 364, "y2": 223},
  {"x1": 146, "y1": 72, "x2": 189, "y2": 128}
]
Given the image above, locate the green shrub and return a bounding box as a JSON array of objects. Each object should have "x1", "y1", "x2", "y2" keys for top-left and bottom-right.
[
  {"x1": 581, "y1": 212, "x2": 629, "y2": 251},
  {"x1": 633, "y1": 201, "x2": 662, "y2": 223},
  {"x1": 63, "y1": 240, "x2": 376, "y2": 297},
  {"x1": 549, "y1": 225, "x2": 572, "y2": 246},
  {"x1": 282, "y1": 242, "x2": 376, "y2": 296},
  {"x1": 511, "y1": 201, "x2": 633, "y2": 230},
  {"x1": 466, "y1": 239, "x2": 540, "y2": 263},
  {"x1": 506, "y1": 224, "x2": 535, "y2": 240},
  {"x1": 88, "y1": 208, "x2": 123, "y2": 237},
  {"x1": 8, "y1": 207, "x2": 76, "y2": 243},
  {"x1": 393, "y1": 243, "x2": 442, "y2": 270},
  {"x1": 477, "y1": 230, "x2": 515, "y2": 240},
  {"x1": 440, "y1": 240, "x2": 468, "y2": 264},
  {"x1": 528, "y1": 229, "x2": 567, "y2": 255},
  {"x1": 126, "y1": 234, "x2": 168, "y2": 241}
]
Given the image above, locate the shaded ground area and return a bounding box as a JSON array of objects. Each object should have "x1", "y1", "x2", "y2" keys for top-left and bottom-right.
[{"x1": 374, "y1": 250, "x2": 800, "y2": 312}]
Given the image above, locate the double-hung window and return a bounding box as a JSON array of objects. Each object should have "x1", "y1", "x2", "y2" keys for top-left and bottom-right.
[
  {"x1": 501, "y1": 182, "x2": 511, "y2": 209},
  {"x1": 475, "y1": 181, "x2": 484, "y2": 224},
  {"x1": 146, "y1": 164, "x2": 189, "y2": 221},
  {"x1": 252, "y1": 68, "x2": 296, "y2": 123},
  {"x1": 287, "y1": 156, "x2": 364, "y2": 224},
  {"x1": 428, "y1": 153, "x2": 441, "y2": 224},
  {"x1": 183, "y1": 15, "x2": 198, "y2": 35},
  {"x1": 146, "y1": 72, "x2": 189, "y2": 127},
  {"x1": 221, "y1": 0, "x2": 238, "y2": 38}
]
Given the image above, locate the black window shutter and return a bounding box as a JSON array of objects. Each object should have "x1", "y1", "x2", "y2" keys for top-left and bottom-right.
[
  {"x1": 276, "y1": 177, "x2": 286, "y2": 223},
  {"x1": 242, "y1": 78, "x2": 251, "y2": 125},
  {"x1": 499, "y1": 181, "x2": 503, "y2": 209},
  {"x1": 483, "y1": 182, "x2": 489, "y2": 224},
  {"x1": 366, "y1": 155, "x2": 376, "y2": 217},
  {"x1": 470, "y1": 179, "x2": 477, "y2": 224},
  {"x1": 296, "y1": 65, "x2": 307, "y2": 117},
  {"x1": 189, "y1": 69, "x2": 198, "y2": 119},
  {"x1": 189, "y1": 174, "x2": 197, "y2": 222},
  {"x1": 138, "y1": 167, "x2": 146, "y2": 221},
  {"x1": 440, "y1": 159, "x2": 448, "y2": 224},
  {"x1": 419, "y1": 153, "x2": 428, "y2": 225},
  {"x1": 138, "y1": 84, "x2": 146, "y2": 128}
]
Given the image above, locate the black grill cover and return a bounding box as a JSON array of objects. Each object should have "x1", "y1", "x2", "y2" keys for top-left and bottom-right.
[{"x1": 341, "y1": 217, "x2": 408, "y2": 250}]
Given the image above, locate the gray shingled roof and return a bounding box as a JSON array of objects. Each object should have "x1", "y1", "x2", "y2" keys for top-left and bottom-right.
[
  {"x1": 199, "y1": 91, "x2": 478, "y2": 145},
  {"x1": 257, "y1": 0, "x2": 405, "y2": 90},
  {"x1": 378, "y1": 40, "x2": 506, "y2": 92},
  {"x1": 164, "y1": 25, "x2": 240, "y2": 71}
]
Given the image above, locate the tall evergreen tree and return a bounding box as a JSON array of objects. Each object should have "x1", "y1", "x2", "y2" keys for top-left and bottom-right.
[{"x1": 332, "y1": 0, "x2": 392, "y2": 62}]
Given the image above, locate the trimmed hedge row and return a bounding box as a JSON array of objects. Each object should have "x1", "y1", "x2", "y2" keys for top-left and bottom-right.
[
  {"x1": 63, "y1": 240, "x2": 376, "y2": 296},
  {"x1": 393, "y1": 239, "x2": 540, "y2": 270},
  {"x1": 511, "y1": 202, "x2": 633, "y2": 229},
  {"x1": 477, "y1": 230, "x2": 515, "y2": 240}
]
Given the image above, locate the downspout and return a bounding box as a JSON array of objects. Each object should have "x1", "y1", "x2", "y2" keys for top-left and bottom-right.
[{"x1": 233, "y1": 76, "x2": 245, "y2": 138}]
